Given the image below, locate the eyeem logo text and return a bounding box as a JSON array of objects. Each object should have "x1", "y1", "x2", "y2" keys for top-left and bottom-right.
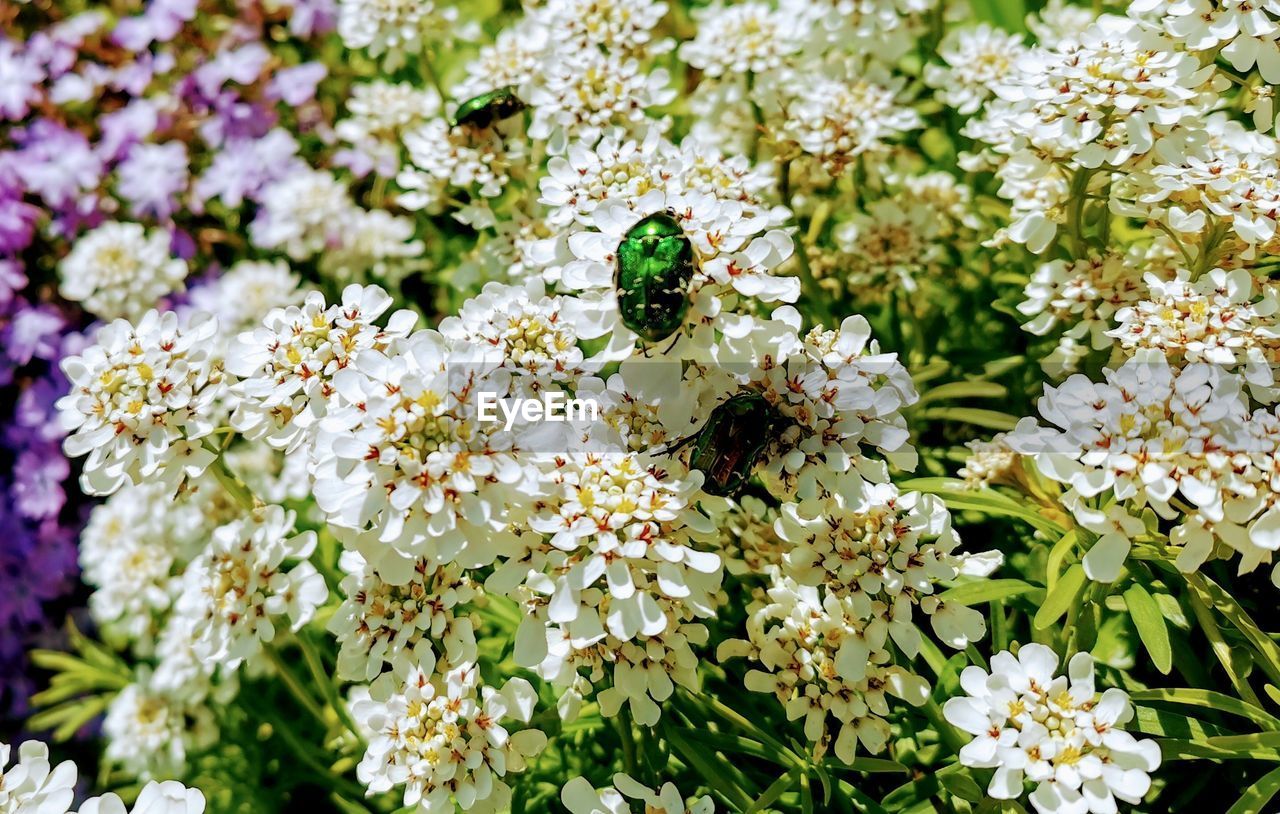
[{"x1": 476, "y1": 391, "x2": 602, "y2": 431}]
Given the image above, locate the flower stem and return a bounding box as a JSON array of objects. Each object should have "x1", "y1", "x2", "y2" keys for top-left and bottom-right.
[{"x1": 265, "y1": 643, "x2": 332, "y2": 732}]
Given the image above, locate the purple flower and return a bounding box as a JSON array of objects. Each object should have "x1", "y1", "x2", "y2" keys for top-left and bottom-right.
[
  {"x1": 0, "y1": 40, "x2": 44, "y2": 121},
  {"x1": 197, "y1": 92, "x2": 276, "y2": 145},
  {"x1": 281, "y1": 0, "x2": 337, "y2": 37},
  {"x1": 112, "y1": 0, "x2": 197, "y2": 51},
  {"x1": 0, "y1": 261, "x2": 25, "y2": 307},
  {"x1": 192, "y1": 128, "x2": 302, "y2": 208},
  {"x1": 117, "y1": 141, "x2": 189, "y2": 219},
  {"x1": 193, "y1": 42, "x2": 270, "y2": 99},
  {"x1": 97, "y1": 98, "x2": 162, "y2": 162},
  {"x1": 13, "y1": 121, "x2": 102, "y2": 210},
  {"x1": 268, "y1": 62, "x2": 327, "y2": 106},
  {"x1": 1, "y1": 302, "x2": 66, "y2": 368},
  {"x1": 11, "y1": 448, "x2": 69, "y2": 521}
]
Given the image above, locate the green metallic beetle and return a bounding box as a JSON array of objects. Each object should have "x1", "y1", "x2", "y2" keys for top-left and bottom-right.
[
  {"x1": 452, "y1": 86, "x2": 528, "y2": 130},
  {"x1": 670, "y1": 391, "x2": 781, "y2": 497},
  {"x1": 614, "y1": 211, "x2": 696, "y2": 342}
]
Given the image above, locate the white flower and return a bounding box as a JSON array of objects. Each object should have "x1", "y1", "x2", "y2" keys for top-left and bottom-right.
[
  {"x1": 177, "y1": 505, "x2": 328, "y2": 669},
  {"x1": 103, "y1": 674, "x2": 218, "y2": 782},
  {"x1": 328, "y1": 551, "x2": 479, "y2": 681},
  {"x1": 779, "y1": 58, "x2": 921, "y2": 177},
  {"x1": 778, "y1": 478, "x2": 995, "y2": 655},
  {"x1": 717, "y1": 310, "x2": 918, "y2": 499},
  {"x1": 678, "y1": 2, "x2": 804, "y2": 78},
  {"x1": 79, "y1": 782, "x2": 206, "y2": 814},
  {"x1": 353, "y1": 663, "x2": 546, "y2": 813},
  {"x1": 981, "y1": 16, "x2": 1223, "y2": 169},
  {"x1": 336, "y1": 0, "x2": 456, "y2": 58},
  {"x1": 926, "y1": 24, "x2": 1031, "y2": 115},
  {"x1": 718, "y1": 574, "x2": 931, "y2": 762},
  {"x1": 0, "y1": 741, "x2": 76, "y2": 814},
  {"x1": 438, "y1": 279, "x2": 618, "y2": 389},
  {"x1": 80, "y1": 479, "x2": 232, "y2": 645},
  {"x1": 228, "y1": 284, "x2": 417, "y2": 453},
  {"x1": 562, "y1": 775, "x2": 714, "y2": 814},
  {"x1": 320, "y1": 208, "x2": 425, "y2": 283},
  {"x1": 58, "y1": 311, "x2": 224, "y2": 496},
  {"x1": 311, "y1": 328, "x2": 532, "y2": 578},
  {"x1": 532, "y1": 0, "x2": 670, "y2": 55},
  {"x1": 1017, "y1": 250, "x2": 1165, "y2": 359},
  {"x1": 563, "y1": 193, "x2": 797, "y2": 347},
  {"x1": 831, "y1": 197, "x2": 945, "y2": 295},
  {"x1": 944, "y1": 645, "x2": 1161, "y2": 814},
  {"x1": 1108, "y1": 267, "x2": 1280, "y2": 402},
  {"x1": 526, "y1": 48, "x2": 676, "y2": 143},
  {"x1": 58, "y1": 222, "x2": 187, "y2": 320},
  {"x1": 1136, "y1": 0, "x2": 1280, "y2": 82},
  {"x1": 490, "y1": 451, "x2": 723, "y2": 725},
  {"x1": 249, "y1": 169, "x2": 354, "y2": 259},
  {"x1": 397, "y1": 119, "x2": 518, "y2": 209},
  {"x1": 336, "y1": 80, "x2": 443, "y2": 177},
  {"x1": 188, "y1": 260, "x2": 303, "y2": 340},
  {"x1": 452, "y1": 18, "x2": 549, "y2": 104}
]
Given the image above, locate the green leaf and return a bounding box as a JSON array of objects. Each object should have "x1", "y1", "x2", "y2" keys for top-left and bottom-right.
[
  {"x1": 916, "y1": 407, "x2": 1020, "y2": 431},
  {"x1": 746, "y1": 770, "x2": 796, "y2": 814},
  {"x1": 667, "y1": 728, "x2": 756, "y2": 811},
  {"x1": 939, "y1": 771, "x2": 985, "y2": 803},
  {"x1": 939, "y1": 578, "x2": 1044, "y2": 607},
  {"x1": 917, "y1": 381, "x2": 1008, "y2": 406},
  {"x1": 1186, "y1": 572, "x2": 1280, "y2": 686},
  {"x1": 1159, "y1": 738, "x2": 1280, "y2": 762},
  {"x1": 1035, "y1": 564, "x2": 1086, "y2": 631},
  {"x1": 1130, "y1": 688, "x2": 1280, "y2": 731},
  {"x1": 1130, "y1": 706, "x2": 1232, "y2": 740},
  {"x1": 1124, "y1": 584, "x2": 1172, "y2": 674},
  {"x1": 1227, "y1": 765, "x2": 1280, "y2": 814}
]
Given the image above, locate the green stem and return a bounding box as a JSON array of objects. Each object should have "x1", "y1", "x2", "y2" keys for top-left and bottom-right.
[
  {"x1": 613, "y1": 708, "x2": 639, "y2": 777},
  {"x1": 297, "y1": 632, "x2": 367, "y2": 749},
  {"x1": 922, "y1": 697, "x2": 967, "y2": 757},
  {"x1": 265, "y1": 644, "x2": 332, "y2": 732},
  {"x1": 205, "y1": 444, "x2": 258, "y2": 512},
  {"x1": 258, "y1": 702, "x2": 371, "y2": 805}
]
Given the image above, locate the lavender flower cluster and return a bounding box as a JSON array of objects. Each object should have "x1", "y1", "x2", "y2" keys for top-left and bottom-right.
[{"x1": 0, "y1": 0, "x2": 334, "y2": 722}]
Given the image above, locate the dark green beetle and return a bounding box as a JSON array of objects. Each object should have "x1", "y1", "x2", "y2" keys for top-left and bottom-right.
[
  {"x1": 614, "y1": 211, "x2": 696, "y2": 342},
  {"x1": 452, "y1": 86, "x2": 527, "y2": 130},
  {"x1": 672, "y1": 391, "x2": 780, "y2": 497}
]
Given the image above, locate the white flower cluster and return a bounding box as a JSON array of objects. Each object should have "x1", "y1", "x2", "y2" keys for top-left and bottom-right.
[
  {"x1": 719, "y1": 475, "x2": 999, "y2": 762},
  {"x1": 1, "y1": 740, "x2": 204, "y2": 814},
  {"x1": 58, "y1": 221, "x2": 187, "y2": 321},
  {"x1": 944, "y1": 645, "x2": 1160, "y2": 814},
  {"x1": 58, "y1": 310, "x2": 225, "y2": 496},
  {"x1": 353, "y1": 664, "x2": 546, "y2": 814},
  {"x1": 228, "y1": 284, "x2": 417, "y2": 454},
  {"x1": 1010, "y1": 350, "x2": 1280, "y2": 586},
  {"x1": 176, "y1": 505, "x2": 328, "y2": 669}
]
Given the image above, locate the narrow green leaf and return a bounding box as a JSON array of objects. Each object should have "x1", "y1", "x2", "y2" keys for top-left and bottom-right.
[
  {"x1": 667, "y1": 729, "x2": 756, "y2": 811},
  {"x1": 1124, "y1": 584, "x2": 1172, "y2": 674},
  {"x1": 1227, "y1": 765, "x2": 1280, "y2": 814},
  {"x1": 1186, "y1": 572, "x2": 1280, "y2": 686},
  {"x1": 1035, "y1": 564, "x2": 1086, "y2": 630},
  {"x1": 1159, "y1": 738, "x2": 1280, "y2": 762},
  {"x1": 746, "y1": 770, "x2": 796, "y2": 814},
  {"x1": 917, "y1": 381, "x2": 1008, "y2": 406},
  {"x1": 1131, "y1": 688, "x2": 1280, "y2": 731},
  {"x1": 1131, "y1": 706, "x2": 1231, "y2": 740},
  {"x1": 916, "y1": 407, "x2": 1020, "y2": 431},
  {"x1": 939, "y1": 578, "x2": 1044, "y2": 607},
  {"x1": 897, "y1": 478, "x2": 1066, "y2": 536}
]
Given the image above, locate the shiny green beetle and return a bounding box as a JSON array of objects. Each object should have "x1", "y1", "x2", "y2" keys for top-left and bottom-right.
[
  {"x1": 451, "y1": 86, "x2": 527, "y2": 130},
  {"x1": 614, "y1": 211, "x2": 696, "y2": 342},
  {"x1": 675, "y1": 391, "x2": 780, "y2": 497}
]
